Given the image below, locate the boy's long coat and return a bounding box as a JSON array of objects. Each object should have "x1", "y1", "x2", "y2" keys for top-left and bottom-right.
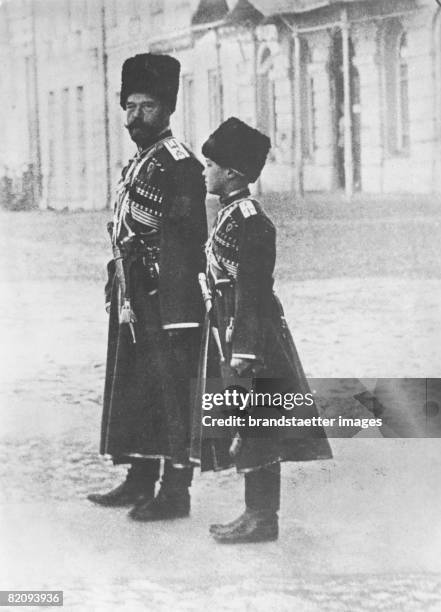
[{"x1": 191, "y1": 189, "x2": 333, "y2": 472}]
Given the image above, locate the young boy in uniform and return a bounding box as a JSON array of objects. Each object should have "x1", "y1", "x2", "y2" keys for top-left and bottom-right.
[{"x1": 196, "y1": 117, "x2": 332, "y2": 543}]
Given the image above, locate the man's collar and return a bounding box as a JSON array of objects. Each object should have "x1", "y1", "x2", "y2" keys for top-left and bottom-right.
[
  {"x1": 138, "y1": 126, "x2": 172, "y2": 154},
  {"x1": 220, "y1": 188, "x2": 251, "y2": 207}
]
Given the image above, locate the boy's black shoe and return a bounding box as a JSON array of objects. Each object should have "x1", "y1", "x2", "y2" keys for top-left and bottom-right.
[{"x1": 210, "y1": 509, "x2": 278, "y2": 543}]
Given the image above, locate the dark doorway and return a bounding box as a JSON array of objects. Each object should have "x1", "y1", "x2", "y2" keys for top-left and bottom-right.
[{"x1": 330, "y1": 30, "x2": 361, "y2": 190}]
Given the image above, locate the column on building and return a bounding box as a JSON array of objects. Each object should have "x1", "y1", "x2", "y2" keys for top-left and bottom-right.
[
  {"x1": 218, "y1": 30, "x2": 249, "y2": 123},
  {"x1": 351, "y1": 22, "x2": 382, "y2": 193},
  {"x1": 51, "y1": 52, "x2": 64, "y2": 210},
  {"x1": 0, "y1": 6, "x2": 8, "y2": 183},
  {"x1": 294, "y1": 34, "x2": 319, "y2": 196},
  {"x1": 434, "y1": 8, "x2": 441, "y2": 192},
  {"x1": 303, "y1": 32, "x2": 334, "y2": 192},
  {"x1": 380, "y1": 11, "x2": 433, "y2": 194},
  {"x1": 176, "y1": 47, "x2": 197, "y2": 152},
  {"x1": 38, "y1": 0, "x2": 107, "y2": 210},
  {"x1": 39, "y1": 2, "x2": 63, "y2": 209},
  {"x1": 405, "y1": 10, "x2": 436, "y2": 193},
  {"x1": 191, "y1": 28, "x2": 224, "y2": 154},
  {"x1": 5, "y1": 37, "x2": 31, "y2": 201},
  {"x1": 405, "y1": 10, "x2": 434, "y2": 193},
  {"x1": 72, "y1": 84, "x2": 88, "y2": 208},
  {"x1": 232, "y1": 29, "x2": 257, "y2": 127},
  {"x1": 254, "y1": 25, "x2": 293, "y2": 192},
  {"x1": 86, "y1": 41, "x2": 107, "y2": 210}
]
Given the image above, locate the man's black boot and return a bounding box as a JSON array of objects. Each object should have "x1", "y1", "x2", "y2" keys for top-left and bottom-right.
[
  {"x1": 210, "y1": 463, "x2": 280, "y2": 543},
  {"x1": 129, "y1": 464, "x2": 192, "y2": 521},
  {"x1": 87, "y1": 461, "x2": 159, "y2": 507}
]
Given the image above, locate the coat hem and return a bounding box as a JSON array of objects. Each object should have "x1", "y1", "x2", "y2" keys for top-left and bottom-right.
[
  {"x1": 102, "y1": 452, "x2": 194, "y2": 468},
  {"x1": 237, "y1": 458, "x2": 282, "y2": 474},
  {"x1": 162, "y1": 322, "x2": 201, "y2": 330}
]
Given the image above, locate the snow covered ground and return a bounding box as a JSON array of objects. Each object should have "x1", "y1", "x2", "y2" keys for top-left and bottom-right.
[{"x1": 1, "y1": 198, "x2": 441, "y2": 611}]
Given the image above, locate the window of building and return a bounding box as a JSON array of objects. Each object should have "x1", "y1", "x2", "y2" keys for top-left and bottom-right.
[
  {"x1": 208, "y1": 68, "x2": 223, "y2": 131},
  {"x1": 384, "y1": 20, "x2": 410, "y2": 155},
  {"x1": 256, "y1": 46, "x2": 277, "y2": 155},
  {"x1": 182, "y1": 74, "x2": 195, "y2": 150},
  {"x1": 305, "y1": 75, "x2": 317, "y2": 158},
  {"x1": 47, "y1": 91, "x2": 56, "y2": 204},
  {"x1": 76, "y1": 86, "x2": 87, "y2": 198},
  {"x1": 62, "y1": 88, "x2": 71, "y2": 193},
  {"x1": 436, "y1": 11, "x2": 441, "y2": 140},
  {"x1": 397, "y1": 33, "x2": 410, "y2": 152},
  {"x1": 300, "y1": 41, "x2": 316, "y2": 160},
  {"x1": 24, "y1": 56, "x2": 35, "y2": 158}
]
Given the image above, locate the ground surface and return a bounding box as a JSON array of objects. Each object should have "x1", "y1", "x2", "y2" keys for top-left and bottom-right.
[{"x1": 1, "y1": 193, "x2": 441, "y2": 611}]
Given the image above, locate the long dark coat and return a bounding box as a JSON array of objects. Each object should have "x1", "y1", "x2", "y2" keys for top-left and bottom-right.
[
  {"x1": 190, "y1": 190, "x2": 332, "y2": 472},
  {"x1": 100, "y1": 132, "x2": 207, "y2": 466}
]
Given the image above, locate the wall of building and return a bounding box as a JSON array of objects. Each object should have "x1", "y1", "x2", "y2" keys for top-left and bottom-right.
[{"x1": 0, "y1": 0, "x2": 439, "y2": 210}]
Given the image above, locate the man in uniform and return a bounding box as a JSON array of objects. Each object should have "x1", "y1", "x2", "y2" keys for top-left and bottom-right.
[
  {"x1": 192, "y1": 117, "x2": 332, "y2": 543},
  {"x1": 88, "y1": 53, "x2": 207, "y2": 521}
]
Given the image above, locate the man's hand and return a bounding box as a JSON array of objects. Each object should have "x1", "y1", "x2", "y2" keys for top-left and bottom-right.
[{"x1": 230, "y1": 357, "x2": 262, "y2": 376}]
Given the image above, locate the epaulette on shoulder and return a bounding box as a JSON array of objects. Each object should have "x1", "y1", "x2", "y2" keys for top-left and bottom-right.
[
  {"x1": 238, "y1": 199, "x2": 258, "y2": 218},
  {"x1": 162, "y1": 137, "x2": 190, "y2": 161}
]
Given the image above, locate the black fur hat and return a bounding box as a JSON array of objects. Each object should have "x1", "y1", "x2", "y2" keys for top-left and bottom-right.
[
  {"x1": 202, "y1": 117, "x2": 271, "y2": 183},
  {"x1": 120, "y1": 53, "x2": 180, "y2": 112}
]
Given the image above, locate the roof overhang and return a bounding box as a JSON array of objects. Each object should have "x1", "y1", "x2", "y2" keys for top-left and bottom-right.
[{"x1": 192, "y1": 0, "x2": 230, "y2": 25}]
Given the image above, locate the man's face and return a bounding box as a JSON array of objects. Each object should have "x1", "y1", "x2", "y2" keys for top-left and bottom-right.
[
  {"x1": 125, "y1": 92, "x2": 169, "y2": 147},
  {"x1": 203, "y1": 158, "x2": 230, "y2": 196}
]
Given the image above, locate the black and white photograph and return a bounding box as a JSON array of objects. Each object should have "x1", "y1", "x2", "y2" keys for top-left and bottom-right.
[{"x1": 1, "y1": 0, "x2": 441, "y2": 610}]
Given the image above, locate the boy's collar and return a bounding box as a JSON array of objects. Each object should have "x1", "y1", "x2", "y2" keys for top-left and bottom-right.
[{"x1": 220, "y1": 187, "x2": 250, "y2": 207}]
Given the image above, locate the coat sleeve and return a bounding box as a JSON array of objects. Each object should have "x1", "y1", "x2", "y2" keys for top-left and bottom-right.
[
  {"x1": 159, "y1": 156, "x2": 208, "y2": 330},
  {"x1": 232, "y1": 214, "x2": 276, "y2": 362},
  {"x1": 104, "y1": 258, "x2": 115, "y2": 310}
]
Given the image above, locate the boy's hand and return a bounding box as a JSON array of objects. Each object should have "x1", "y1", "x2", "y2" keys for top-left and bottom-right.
[{"x1": 230, "y1": 357, "x2": 262, "y2": 376}]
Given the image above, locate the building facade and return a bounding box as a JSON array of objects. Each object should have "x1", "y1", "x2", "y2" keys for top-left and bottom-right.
[{"x1": 0, "y1": 0, "x2": 440, "y2": 210}]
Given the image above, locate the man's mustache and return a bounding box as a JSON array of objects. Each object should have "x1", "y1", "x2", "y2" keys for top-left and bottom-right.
[{"x1": 124, "y1": 121, "x2": 146, "y2": 131}]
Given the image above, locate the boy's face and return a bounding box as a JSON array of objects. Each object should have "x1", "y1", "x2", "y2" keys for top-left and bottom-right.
[{"x1": 203, "y1": 158, "x2": 230, "y2": 196}]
